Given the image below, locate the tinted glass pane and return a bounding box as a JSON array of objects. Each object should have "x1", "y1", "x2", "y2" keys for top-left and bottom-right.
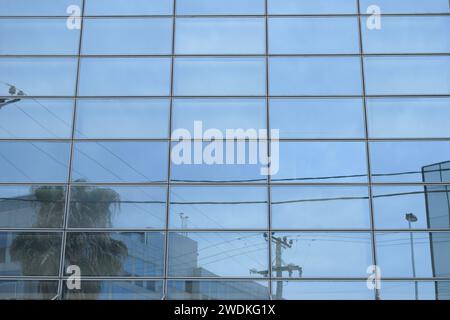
[
  {"x1": 0, "y1": 142, "x2": 70, "y2": 183},
  {"x1": 0, "y1": 185, "x2": 65, "y2": 228},
  {"x1": 85, "y1": 0, "x2": 173, "y2": 15},
  {"x1": 380, "y1": 281, "x2": 439, "y2": 300},
  {"x1": 269, "y1": 57, "x2": 362, "y2": 96},
  {"x1": 273, "y1": 282, "x2": 374, "y2": 300},
  {"x1": 272, "y1": 233, "x2": 372, "y2": 277},
  {"x1": 271, "y1": 186, "x2": 371, "y2": 229},
  {"x1": 172, "y1": 99, "x2": 266, "y2": 136},
  {"x1": 368, "y1": 98, "x2": 450, "y2": 138},
  {"x1": 360, "y1": 0, "x2": 450, "y2": 13},
  {"x1": 167, "y1": 281, "x2": 270, "y2": 300},
  {"x1": 65, "y1": 232, "x2": 165, "y2": 276},
  {"x1": 0, "y1": 281, "x2": 58, "y2": 300},
  {"x1": 364, "y1": 56, "x2": 450, "y2": 95},
  {"x1": 75, "y1": 99, "x2": 169, "y2": 139},
  {"x1": 0, "y1": 232, "x2": 62, "y2": 276},
  {"x1": 268, "y1": 0, "x2": 357, "y2": 14},
  {"x1": 0, "y1": 0, "x2": 81, "y2": 16},
  {"x1": 177, "y1": 0, "x2": 265, "y2": 15},
  {"x1": 269, "y1": 17, "x2": 359, "y2": 54},
  {"x1": 370, "y1": 141, "x2": 450, "y2": 183},
  {"x1": 0, "y1": 99, "x2": 73, "y2": 139},
  {"x1": 270, "y1": 98, "x2": 365, "y2": 138},
  {"x1": 0, "y1": 19, "x2": 79, "y2": 55},
  {"x1": 169, "y1": 186, "x2": 268, "y2": 229},
  {"x1": 82, "y1": 18, "x2": 172, "y2": 55},
  {"x1": 72, "y1": 142, "x2": 168, "y2": 183},
  {"x1": 363, "y1": 16, "x2": 450, "y2": 54},
  {"x1": 273, "y1": 142, "x2": 368, "y2": 183},
  {"x1": 69, "y1": 186, "x2": 167, "y2": 229},
  {"x1": 168, "y1": 232, "x2": 268, "y2": 277},
  {"x1": 63, "y1": 280, "x2": 164, "y2": 300},
  {"x1": 176, "y1": 18, "x2": 265, "y2": 55},
  {"x1": 174, "y1": 58, "x2": 266, "y2": 96},
  {"x1": 78, "y1": 58, "x2": 171, "y2": 96},
  {"x1": 0, "y1": 58, "x2": 77, "y2": 96}
]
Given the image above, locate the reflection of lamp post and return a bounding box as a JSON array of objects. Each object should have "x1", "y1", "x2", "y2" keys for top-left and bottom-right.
[{"x1": 405, "y1": 213, "x2": 418, "y2": 300}]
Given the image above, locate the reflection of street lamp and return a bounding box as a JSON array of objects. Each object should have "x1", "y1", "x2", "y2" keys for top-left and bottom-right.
[{"x1": 405, "y1": 213, "x2": 418, "y2": 300}]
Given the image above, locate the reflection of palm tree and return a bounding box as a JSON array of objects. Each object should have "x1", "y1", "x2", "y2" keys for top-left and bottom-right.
[{"x1": 9, "y1": 185, "x2": 128, "y2": 299}]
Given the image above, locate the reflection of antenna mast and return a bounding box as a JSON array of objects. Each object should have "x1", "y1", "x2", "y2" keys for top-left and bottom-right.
[{"x1": 177, "y1": 212, "x2": 189, "y2": 235}]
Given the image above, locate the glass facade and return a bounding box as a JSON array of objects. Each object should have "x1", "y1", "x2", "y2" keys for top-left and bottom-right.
[{"x1": 0, "y1": 0, "x2": 450, "y2": 301}]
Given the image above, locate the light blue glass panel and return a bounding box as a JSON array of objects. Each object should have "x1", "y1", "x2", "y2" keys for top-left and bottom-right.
[
  {"x1": 0, "y1": 281, "x2": 59, "y2": 300},
  {"x1": 274, "y1": 282, "x2": 374, "y2": 300},
  {"x1": 268, "y1": 0, "x2": 357, "y2": 14},
  {"x1": 380, "y1": 282, "x2": 438, "y2": 300},
  {"x1": 176, "y1": 0, "x2": 265, "y2": 15},
  {"x1": 360, "y1": 0, "x2": 450, "y2": 13},
  {"x1": 85, "y1": 0, "x2": 173, "y2": 15},
  {"x1": 0, "y1": 0, "x2": 82, "y2": 16}
]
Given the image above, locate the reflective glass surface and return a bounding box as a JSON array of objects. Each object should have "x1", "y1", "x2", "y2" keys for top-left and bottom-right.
[
  {"x1": 268, "y1": 0, "x2": 357, "y2": 14},
  {"x1": 359, "y1": 0, "x2": 450, "y2": 13},
  {"x1": 85, "y1": 0, "x2": 173, "y2": 15},
  {"x1": 0, "y1": 280, "x2": 58, "y2": 300},
  {"x1": 0, "y1": 0, "x2": 82, "y2": 16},
  {"x1": 176, "y1": 0, "x2": 265, "y2": 15}
]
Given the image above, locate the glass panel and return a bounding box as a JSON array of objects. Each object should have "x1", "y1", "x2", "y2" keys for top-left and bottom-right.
[
  {"x1": 0, "y1": 232, "x2": 62, "y2": 276},
  {"x1": 64, "y1": 232, "x2": 165, "y2": 276},
  {"x1": 269, "y1": 17, "x2": 359, "y2": 54},
  {"x1": 380, "y1": 282, "x2": 440, "y2": 300},
  {"x1": 169, "y1": 186, "x2": 268, "y2": 229},
  {"x1": 63, "y1": 280, "x2": 164, "y2": 300},
  {"x1": 72, "y1": 142, "x2": 168, "y2": 183},
  {"x1": 0, "y1": 19, "x2": 79, "y2": 55},
  {"x1": 0, "y1": 58, "x2": 77, "y2": 96},
  {"x1": 176, "y1": 18, "x2": 265, "y2": 54},
  {"x1": 368, "y1": 98, "x2": 450, "y2": 139},
  {"x1": 85, "y1": 0, "x2": 173, "y2": 15},
  {"x1": 269, "y1": 57, "x2": 362, "y2": 96},
  {"x1": 270, "y1": 98, "x2": 365, "y2": 138},
  {"x1": 0, "y1": 281, "x2": 58, "y2": 300},
  {"x1": 363, "y1": 16, "x2": 450, "y2": 54},
  {"x1": 0, "y1": 142, "x2": 70, "y2": 183},
  {"x1": 0, "y1": 185, "x2": 66, "y2": 228},
  {"x1": 75, "y1": 99, "x2": 169, "y2": 139},
  {"x1": 271, "y1": 186, "x2": 371, "y2": 229},
  {"x1": 273, "y1": 142, "x2": 368, "y2": 183},
  {"x1": 167, "y1": 281, "x2": 270, "y2": 300},
  {"x1": 268, "y1": 0, "x2": 357, "y2": 14},
  {"x1": 359, "y1": 0, "x2": 450, "y2": 14},
  {"x1": 68, "y1": 186, "x2": 167, "y2": 229},
  {"x1": 172, "y1": 99, "x2": 266, "y2": 136},
  {"x1": 0, "y1": 99, "x2": 73, "y2": 139},
  {"x1": 364, "y1": 56, "x2": 450, "y2": 95},
  {"x1": 0, "y1": 0, "x2": 82, "y2": 16},
  {"x1": 174, "y1": 58, "x2": 266, "y2": 96},
  {"x1": 78, "y1": 58, "x2": 171, "y2": 96},
  {"x1": 271, "y1": 233, "x2": 372, "y2": 277},
  {"x1": 273, "y1": 281, "x2": 374, "y2": 300},
  {"x1": 370, "y1": 141, "x2": 450, "y2": 183},
  {"x1": 176, "y1": 0, "x2": 265, "y2": 15},
  {"x1": 168, "y1": 232, "x2": 268, "y2": 277},
  {"x1": 82, "y1": 18, "x2": 172, "y2": 55}
]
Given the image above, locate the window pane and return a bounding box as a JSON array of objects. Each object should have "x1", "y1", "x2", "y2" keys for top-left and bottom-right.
[
  {"x1": 270, "y1": 98, "x2": 365, "y2": 138},
  {"x1": 168, "y1": 232, "x2": 268, "y2": 277},
  {"x1": 167, "y1": 281, "x2": 270, "y2": 300},
  {"x1": 65, "y1": 232, "x2": 165, "y2": 276},
  {"x1": 0, "y1": 232, "x2": 62, "y2": 276},
  {"x1": 368, "y1": 98, "x2": 450, "y2": 138},
  {"x1": 269, "y1": 57, "x2": 362, "y2": 96},
  {"x1": 274, "y1": 282, "x2": 373, "y2": 300},
  {"x1": 172, "y1": 99, "x2": 266, "y2": 136},
  {"x1": 370, "y1": 141, "x2": 450, "y2": 183},
  {"x1": 364, "y1": 56, "x2": 450, "y2": 95},
  {"x1": 380, "y1": 282, "x2": 439, "y2": 300},
  {"x1": 63, "y1": 280, "x2": 164, "y2": 300},
  {"x1": 273, "y1": 142, "x2": 368, "y2": 183},
  {"x1": 0, "y1": 58, "x2": 77, "y2": 96},
  {"x1": 363, "y1": 16, "x2": 450, "y2": 54},
  {"x1": 75, "y1": 99, "x2": 169, "y2": 139},
  {"x1": 0, "y1": 0, "x2": 81, "y2": 16},
  {"x1": 271, "y1": 233, "x2": 372, "y2": 277},
  {"x1": 85, "y1": 0, "x2": 173, "y2": 15},
  {"x1": 177, "y1": 0, "x2": 265, "y2": 15},
  {"x1": 0, "y1": 99, "x2": 73, "y2": 139},
  {"x1": 0, "y1": 185, "x2": 65, "y2": 228},
  {"x1": 82, "y1": 18, "x2": 172, "y2": 55},
  {"x1": 359, "y1": 0, "x2": 450, "y2": 13},
  {"x1": 0, "y1": 19, "x2": 79, "y2": 55},
  {"x1": 176, "y1": 18, "x2": 265, "y2": 54},
  {"x1": 169, "y1": 186, "x2": 268, "y2": 229},
  {"x1": 72, "y1": 142, "x2": 168, "y2": 183},
  {"x1": 0, "y1": 142, "x2": 70, "y2": 183},
  {"x1": 269, "y1": 17, "x2": 359, "y2": 54},
  {"x1": 0, "y1": 281, "x2": 58, "y2": 300},
  {"x1": 271, "y1": 186, "x2": 370, "y2": 229},
  {"x1": 174, "y1": 58, "x2": 266, "y2": 96},
  {"x1": 268, "y1": 0, "x2": 357, "y2": 14},
  {"x1": 69, "y1": 186, "x2": 167, "y2": 229}
]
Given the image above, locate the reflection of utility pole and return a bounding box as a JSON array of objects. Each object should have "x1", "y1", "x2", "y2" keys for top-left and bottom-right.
[
  {"x1": 405, "y1": 213, "x2": 418, "y2": 300},
  {"x1": 0, "y1": 84, "x2": 23, "y2": 109},
  {"x1": 250, "y1": 233, "x2": 302, "y2": 299},
  {"x1": 177, "y1": 212, "x2": 189, "y2": 236}
]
